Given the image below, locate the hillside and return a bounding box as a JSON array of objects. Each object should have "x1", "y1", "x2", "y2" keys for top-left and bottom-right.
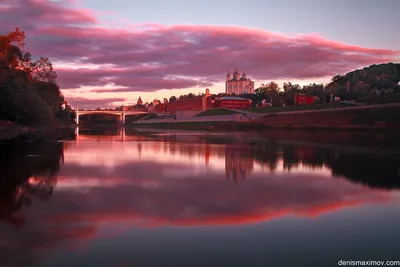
[{"x1": 326, "y1": 63, "x2": 400, "y2": 100}]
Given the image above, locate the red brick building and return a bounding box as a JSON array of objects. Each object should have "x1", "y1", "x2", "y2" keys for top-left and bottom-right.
[
  {"x1": 154, "y1": 88, "x2": 214, "y2": 114},
  {"x1": 153, "y1": 103, "x2": 167, "y2": 113},
  {"x1": 215, "y1": 96, "x2": 251, "y2": 109},
  {"x1": 165, "y1": 97, "x2": 210, "y2": 113},
  {"x1": 295, "y1": 94, "x2": 315, "y2": 105}
]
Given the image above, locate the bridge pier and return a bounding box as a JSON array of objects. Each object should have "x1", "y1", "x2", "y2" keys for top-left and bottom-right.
[
  {"x1": 118, "y1": 127, "x2": 126, "y2": 141},
  {"x1": 75, "y1": 104, "x2": 80, "y2": 125},
  {"x1": 121, "y1": 112, "x2": 126, "y2": 125},
  {"x1": 75, "y1": 127, "x2": 79, "y2": 147}
]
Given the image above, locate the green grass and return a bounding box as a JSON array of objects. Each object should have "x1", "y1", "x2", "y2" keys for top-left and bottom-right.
[
  {"x1": 359, "y1": 93, "x2": 400, "y2": 105},
  {"x1": 247, "y1": 102, "x2": 352, "y2": 114},
  {"x1": 126, "y1": 114, "x2": 149, "y2": 122},
  {"x1": 194, "y1": 108, "x2": 243, "y2": 117},
  {"x1": 142, "y1": 114, "x2": 158, "y2": 120}
]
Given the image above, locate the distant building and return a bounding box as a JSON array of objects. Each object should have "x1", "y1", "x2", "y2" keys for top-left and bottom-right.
[
  {"x1": 215, "y1": 96, "x2": 251, "y2": 109},
  {"x1": 295, "y1": 94, "x2": 315, "y2": 105},
  {"x1": 161, "y1": 88, "x2": 213, "y2": 114},
  {"x1": 153, "y1": 99, "x2": 161, "y2": 106},
  {"x1": 137, "y1": 96, "x2": 143, "y2": 105},
  {"x1": 225, "y1": 68, "x2": 255, "y2": 95}
]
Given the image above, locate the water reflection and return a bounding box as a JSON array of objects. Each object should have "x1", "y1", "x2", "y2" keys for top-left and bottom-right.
[
  {"x1": 0, "y1": 142, "x2": 63, "y2": 228},
  {"x1": 0, "y1": 131, "x2": 400, "y2": 267}
]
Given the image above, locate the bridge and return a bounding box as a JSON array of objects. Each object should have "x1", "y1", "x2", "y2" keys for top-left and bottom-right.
[{"x1": 75, "y1": 105, "x2": 149, "y2": 125}]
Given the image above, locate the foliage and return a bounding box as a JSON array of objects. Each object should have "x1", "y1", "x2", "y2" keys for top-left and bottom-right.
[
  {"x1": 0, "y1": 28, "x2": 75, "y2": 126},
  {"x1": 326, "y1": 63, "x2": 400, "y2": 100}
]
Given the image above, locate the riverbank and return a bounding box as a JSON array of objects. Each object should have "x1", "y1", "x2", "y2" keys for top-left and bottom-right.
[
  {"x1": 0, "y1": 121, "x2": 28, "y2": 141},
  {"x1": 130, "y1": 104, "x2": 400, "y2": 132},
  {"x1": 0, "y1": 121, "x2": 75, "y2": 141}
]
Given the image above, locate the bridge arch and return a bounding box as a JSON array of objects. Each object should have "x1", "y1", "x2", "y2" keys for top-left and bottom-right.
[{"x1": 75, "y1": 106, "x2": 149, "y2": 125}]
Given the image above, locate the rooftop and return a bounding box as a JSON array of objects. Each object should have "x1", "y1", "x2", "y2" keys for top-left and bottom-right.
[
  {"x1": 226, "y1": 77, "x2": 252, "y2": 82},
  {"x1": 219, "y1": 96, "x2": 249, "y2": 101}
]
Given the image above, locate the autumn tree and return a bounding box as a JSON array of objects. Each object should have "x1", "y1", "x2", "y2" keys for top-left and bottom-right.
[
  {"x1": 0, "y1": 28, "x2": 74, "y2": 126},
  {"x1": 0, "y1": 27, "x2": 26, "y2": 69}
]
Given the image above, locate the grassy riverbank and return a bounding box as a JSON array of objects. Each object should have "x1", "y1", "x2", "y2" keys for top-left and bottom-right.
[
  {"x1": 130, "y1": 105, "x2": 400, "y2": 133},
  {"x1": 247, "y1": 102, "x2": 350, "y2": 113},
  {"x1": 194, "y1": 108, "x2": 243, "y2": 117}
]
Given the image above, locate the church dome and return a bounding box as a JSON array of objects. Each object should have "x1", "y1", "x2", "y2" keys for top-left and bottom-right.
[{"x1": 233, "y1": 68, "x2": 240, "y2": 80}]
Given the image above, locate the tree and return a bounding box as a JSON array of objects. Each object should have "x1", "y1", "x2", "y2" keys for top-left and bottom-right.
[
  {"x1": 352, "y1": 81, "x2": 370, "y2": 97},
  {"x1": 169, "y1": 96, "x2": 177, "y2": 102},
  {"x1": 30, "y1": 57, "x2": 57, "y2": 83},
  {"x1": 0, "y1": 28, "x2": 72, "y2": 126},
  {"x1": 33, "y1": 81, "x2": 64, "y2": 114},
  {"x1": 283, "y1": 82, "x2": 301, "y2": 105},
  {"x1": 263, "y1": 81, "x2": 281, "y2": 106},
  {"x1": 283, "y1": 82, "x2": 301, "y2": 93},
  {"x1": 264, "y1": 81, "x2": 280, "y2": 92},
  {"x1": 331, "y1": 75, "x2": 343, "y2": 83},
  {"x1": 0, "y1": 27, "x2": 26, "y2": 69}
]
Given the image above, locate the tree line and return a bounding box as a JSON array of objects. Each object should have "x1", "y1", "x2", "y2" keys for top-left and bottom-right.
[
  {"x1": 158, "y1": 63, "x2": 400, "y2": 107},
  {"x1": 0, "y1": 28, "x2": 75, "y2": 126}
]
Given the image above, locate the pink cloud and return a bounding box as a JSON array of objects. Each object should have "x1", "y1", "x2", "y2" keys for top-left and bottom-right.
[
  {"x1": 0, "y1": 0, "x2": 96, "y2": 28},
  {"x1": 66, "y1": 96, "x2": 127, "y2": 108},
  {"x1": 0, "y1": 0, "x2": 399, "y2": 106}
]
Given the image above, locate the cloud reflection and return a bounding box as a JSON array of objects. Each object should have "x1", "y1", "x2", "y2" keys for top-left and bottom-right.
[{"x1": 0, "y1": 134, "x2": 399, "y2": 266}]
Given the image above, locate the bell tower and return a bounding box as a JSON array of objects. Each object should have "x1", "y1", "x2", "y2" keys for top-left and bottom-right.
[
  {"x1": 226, "y1": 71, "x2": 231, "y2": 81},
  {"x1": 233, "y1": 67, "x2": 240, "y2": 80}
]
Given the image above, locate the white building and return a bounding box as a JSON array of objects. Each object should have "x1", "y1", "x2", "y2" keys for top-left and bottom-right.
[{"x1": 225, "y1": 68, "x2": 255, "y2": 95}]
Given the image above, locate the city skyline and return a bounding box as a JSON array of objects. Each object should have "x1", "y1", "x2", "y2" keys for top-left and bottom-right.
[{"x1": 1, "y1": 0, "x2": 399, "y2": 108}]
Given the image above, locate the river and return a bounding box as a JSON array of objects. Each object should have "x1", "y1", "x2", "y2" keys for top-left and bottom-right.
[{"x1": 1, "y1": 128, "x2": 400, "y2": 267}]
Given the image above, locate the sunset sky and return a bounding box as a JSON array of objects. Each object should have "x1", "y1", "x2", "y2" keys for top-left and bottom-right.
[{"x1": 1, "y1": 0, "x2": 399, "y2": 108}]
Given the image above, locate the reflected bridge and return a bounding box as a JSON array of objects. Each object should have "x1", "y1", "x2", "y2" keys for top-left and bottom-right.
[
  {"x1": 75, "y1": 127, "x2": 127, "y2": 142},
  {"x1": 75, "y1": 105, "x2": 149, "y2": 125}
]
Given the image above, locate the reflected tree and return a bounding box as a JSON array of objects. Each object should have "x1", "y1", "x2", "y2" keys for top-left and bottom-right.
[{"x1": 0, "y1": 141, "x2": 64, "y2": 228}]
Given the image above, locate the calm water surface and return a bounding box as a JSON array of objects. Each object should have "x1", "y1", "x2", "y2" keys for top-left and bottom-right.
[{"x1": 1, "y1": 129, "x2": 400, "y2": 267}]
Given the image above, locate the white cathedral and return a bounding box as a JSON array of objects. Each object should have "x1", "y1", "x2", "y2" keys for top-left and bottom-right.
[{"x1": 225, "y1": 68, "x2": 255, "y2": 95}]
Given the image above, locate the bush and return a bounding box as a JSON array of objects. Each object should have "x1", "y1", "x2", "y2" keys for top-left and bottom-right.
[{"x1": 0, "y1": 72, "x2": 54, "y2": 126}]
